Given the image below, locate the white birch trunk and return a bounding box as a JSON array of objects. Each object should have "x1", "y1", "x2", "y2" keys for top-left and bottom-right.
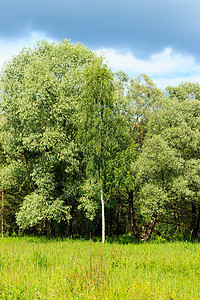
[{"x1": 101, "y1": 186, "x2": 105, "y2": 244}]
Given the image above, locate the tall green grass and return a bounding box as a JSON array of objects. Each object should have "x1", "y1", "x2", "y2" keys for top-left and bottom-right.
[{"x1": 0, "y1": 237, "x2": 199, "y2": 299}]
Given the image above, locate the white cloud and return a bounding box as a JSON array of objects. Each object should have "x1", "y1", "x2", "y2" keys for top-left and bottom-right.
[
  {"x1": 0, "y1": 31, "x2": 54, "y2": 70},
  {"x1": 96, "y1": 47, "x2": 200, "y2": 89},
  {"x1": 1, "y1": 35, "x2": 200, "y2": 90}
]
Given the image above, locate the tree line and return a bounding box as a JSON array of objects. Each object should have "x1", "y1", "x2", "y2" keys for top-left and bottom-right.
[{"x1": 0, "y1": 40, "x2": 200, "y2": 242}]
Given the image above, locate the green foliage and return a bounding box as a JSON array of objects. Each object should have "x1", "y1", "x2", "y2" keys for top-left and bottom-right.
[
  {"x1": 78, "y1": 178, "x2": 100, "y2": 221},
  {"x1": 0, "y1": 38, "x2": 200, "y2": 241},
  {"x1": 136, "y1": 84, "x2": 200, "y2": 237},
  {"x1": 16, "y1": 192, "x2": 71, "y2": 229},
  {"x1": 0, "y1": 40, "x2": 98, "y2": 233},
  {"x1": 0, "y1": 237, "x2": 199, "y2": 299},
  {"x1": 79, "y1": 59, "x2": 115, "y2": 173}
]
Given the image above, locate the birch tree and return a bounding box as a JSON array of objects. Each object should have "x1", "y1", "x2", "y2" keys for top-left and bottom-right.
[{"x1": 79, "y1": 61, "x2": 115, "y2": 243}]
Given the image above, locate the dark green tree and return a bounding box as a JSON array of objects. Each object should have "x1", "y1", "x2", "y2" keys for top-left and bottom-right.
[{"x1": 136, "y1": 87, "x2": 200, "y2": 240}]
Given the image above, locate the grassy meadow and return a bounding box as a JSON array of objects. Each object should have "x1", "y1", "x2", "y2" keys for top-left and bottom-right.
[{"x1": 0, "y1": 237, "x2": 199, "y2": 299}]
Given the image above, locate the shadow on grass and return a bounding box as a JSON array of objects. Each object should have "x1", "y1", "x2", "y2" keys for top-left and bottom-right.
[{"x1": 93, "y1": 234, "x2": 139, "y2": 244}]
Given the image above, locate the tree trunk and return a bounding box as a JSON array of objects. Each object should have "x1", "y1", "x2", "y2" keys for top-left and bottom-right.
[
  {"x1": 191, "y1": 200, "x2": 200, "y2": 239},
  {"x1": 191, "y1": 200, "x2": 197, "y2": 238},
  {"x1": 116, "y1": 202, "x2": 122, "y2": 236},
  {"x1": 108, "y1": 206, "x2": 113, "y2": 236},
  {"x1": 46, "y1": 220, "x2": 52, "y2": 238},
  {"x1": 141, "y1": 213, "x2": 159, "y2": 242},
  {"x1": 101, "y1": 186, "x2": 105, "y2": 244},
  {"x1": 127, "y1": 191, "x2": 140, "y2": 241},
  {"x1": 69, "y1": 215, "x2": 73, "y2": 238},
  {"x1": 196, "y1": 205, "x2": 200, "y2": 237},
  {"x1": 1, "y1": 186, "x2": 4, "y2": 238},
  {"x1": 127, "y1": 192, "x2": 132, "y2": 232}
]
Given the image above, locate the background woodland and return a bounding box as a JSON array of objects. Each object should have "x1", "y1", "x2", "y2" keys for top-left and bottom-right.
[{"x1": 1, "y1": 40, "x2": 200, "y2": 242}]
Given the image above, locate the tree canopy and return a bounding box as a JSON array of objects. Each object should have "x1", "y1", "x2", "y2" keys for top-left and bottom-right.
[{"x1": 1, "y1": 40, "x2": 200, "y2": 241}]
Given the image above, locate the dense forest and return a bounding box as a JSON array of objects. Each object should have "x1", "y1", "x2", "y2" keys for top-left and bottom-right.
[{"x1": 1, "y1": 40, "x2": 200, "y2": 242}]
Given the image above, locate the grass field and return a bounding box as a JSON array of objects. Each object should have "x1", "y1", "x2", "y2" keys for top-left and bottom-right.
[{"x1": 0, "y1": 237, "x2": 199, "y2": 299}]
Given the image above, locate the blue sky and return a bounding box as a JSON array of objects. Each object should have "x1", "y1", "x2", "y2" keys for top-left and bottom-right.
[{"x1": 1, "y1": 0, "x2": 200, "y2": 89}]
